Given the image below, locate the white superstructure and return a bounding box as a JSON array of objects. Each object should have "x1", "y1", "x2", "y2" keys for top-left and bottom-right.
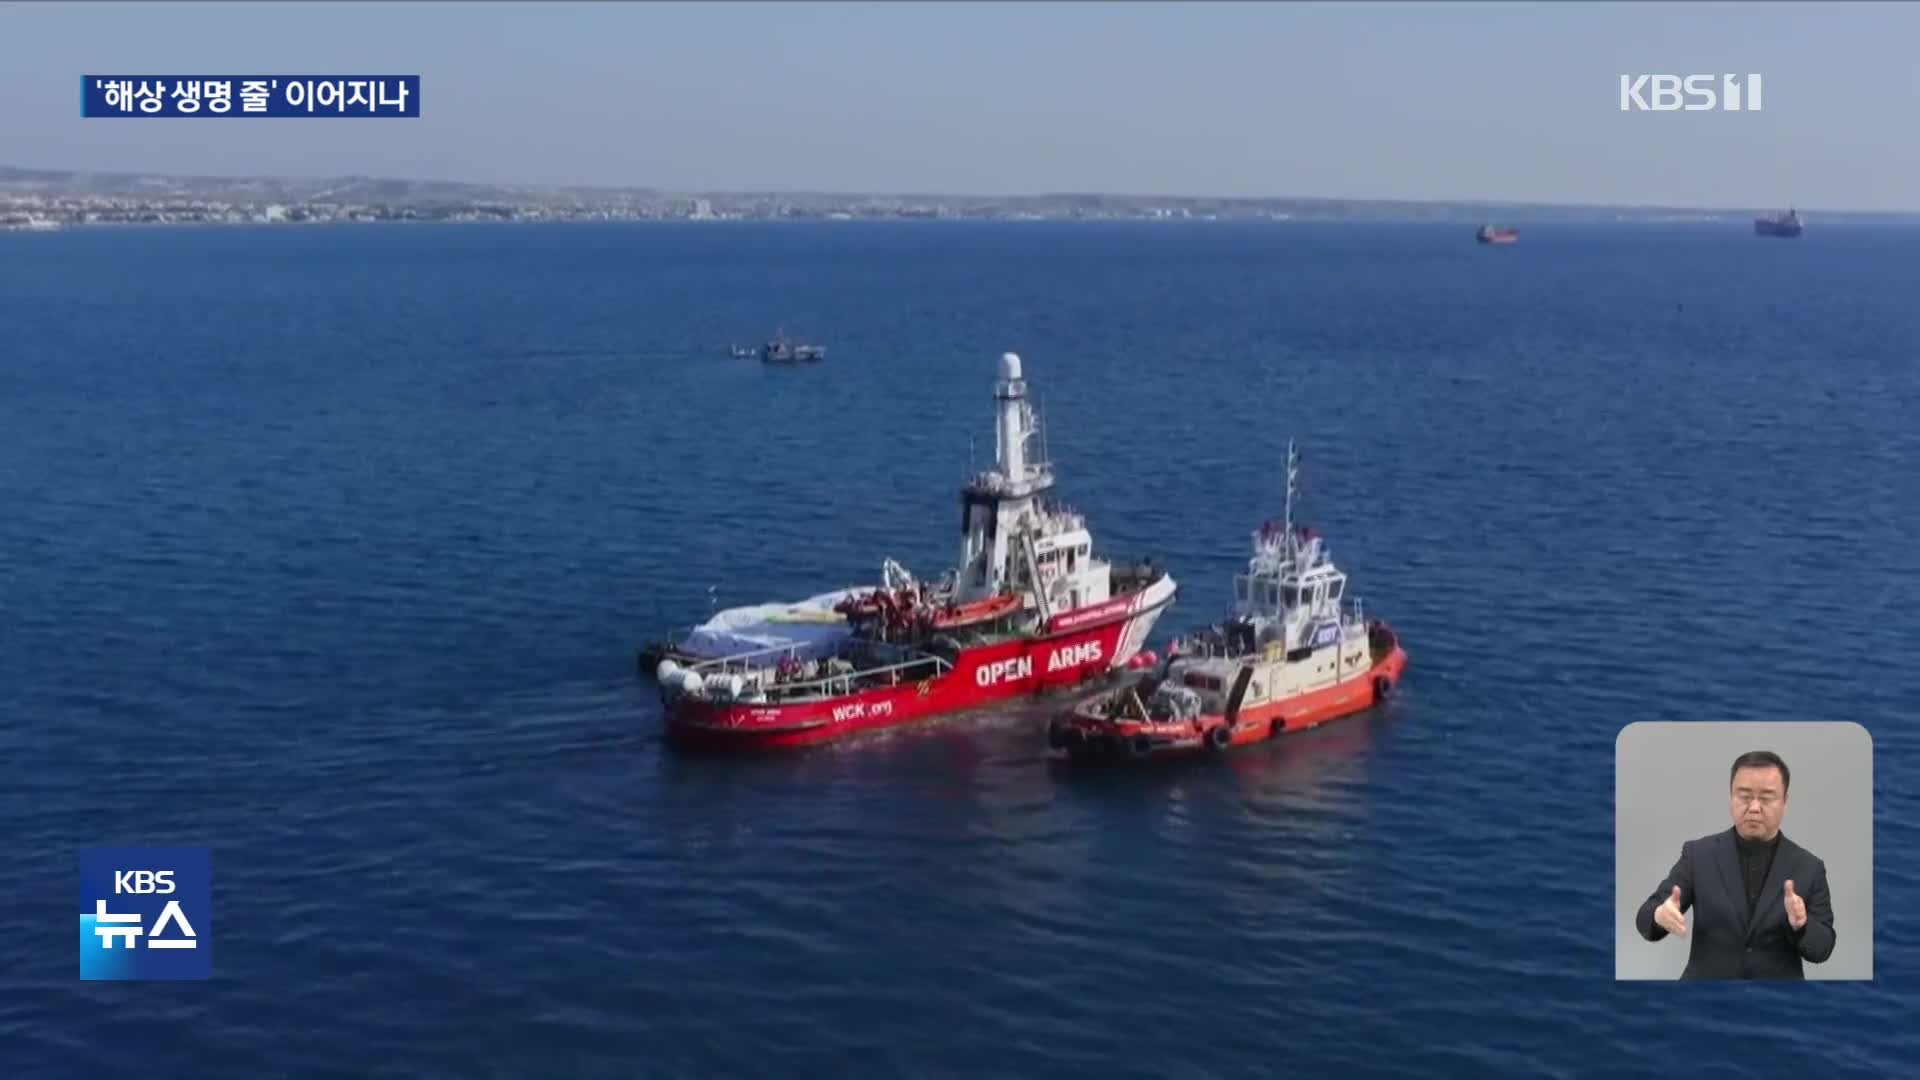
[{"x1": 950, "y1": 353, "x2": 1113, "y2": 622}]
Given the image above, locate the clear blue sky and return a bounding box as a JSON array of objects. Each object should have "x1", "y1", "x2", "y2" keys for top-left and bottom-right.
[{"x1": 4, "y1": 1, "x2": 1917, "y2": 209}]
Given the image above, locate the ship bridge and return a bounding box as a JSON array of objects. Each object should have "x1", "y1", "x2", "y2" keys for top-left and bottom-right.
[
  {"x1": 1219, "y1": 441, "x2": 1361, "y2": 655},
  {"x1": 955, "y1": 352, "x2": 1074, "y2": 604}
]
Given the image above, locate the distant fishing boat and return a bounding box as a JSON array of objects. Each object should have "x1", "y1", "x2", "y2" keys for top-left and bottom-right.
[
  {"x1": 756, "y1": 328, "x2": 825, "y2": 361},
  {"x1": 1476, "y1": 225, "x2": 1518, "y2": 245},
  {"x1": 761, "y1": 338, "x2": 826, "y2": 364},
  {"x1": 725, "y1": 336, "x2": 825, "y2": 362},
  {"x1": 1754, "y1": 208, "x2": 1803, "y2": 238}
]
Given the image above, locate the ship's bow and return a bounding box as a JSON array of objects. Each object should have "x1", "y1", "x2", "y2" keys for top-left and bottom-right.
[{"x1": 1110, "y1": 572, "x2": 1177, "y2": 668}]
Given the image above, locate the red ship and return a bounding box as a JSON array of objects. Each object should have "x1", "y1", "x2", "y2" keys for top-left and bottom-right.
[
  {"x1": 1049, "y1": 440, "x2": 1408, "y2": 761},
  {"x1": 654, "y1": 351, "x2": 1179, "y2": 749}
]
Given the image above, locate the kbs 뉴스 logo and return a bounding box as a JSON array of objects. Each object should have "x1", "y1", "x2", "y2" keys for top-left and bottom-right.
[{"x1": 79, "y1": 847, "x2": 212, "y2": 980}]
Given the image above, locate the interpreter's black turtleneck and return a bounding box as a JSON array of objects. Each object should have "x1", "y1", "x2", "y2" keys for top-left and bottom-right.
[{"x1": 1736, "y1": 831, "x2": 1781, "y2": 918}]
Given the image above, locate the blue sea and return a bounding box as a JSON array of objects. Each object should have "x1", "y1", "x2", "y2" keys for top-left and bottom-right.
[{"x1": 2, "y1": 220, "x2": 1916, "y2": 1076}]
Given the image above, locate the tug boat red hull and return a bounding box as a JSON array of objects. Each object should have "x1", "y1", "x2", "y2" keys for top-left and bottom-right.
[
  {"x1": 1049, "y1": 438, "x2": 1407, "y2": 763},
  {"x1": 1051, "y1": 626, "x2": 1406, "y2": 760},
  {"x1": 665, "y1": 587, "x2": 1173, "y2": 750}
]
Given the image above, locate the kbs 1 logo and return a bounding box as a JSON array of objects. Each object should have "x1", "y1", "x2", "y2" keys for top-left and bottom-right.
[
  {"x1": 1619, "y1": 74, "x2": 1762, "y2": 112},
  {"x1": 79, "y1": 847, "x2": 212, "y2": 980}
]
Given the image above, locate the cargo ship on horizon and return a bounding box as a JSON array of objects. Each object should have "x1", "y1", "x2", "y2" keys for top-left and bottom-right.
[
  {"x1": 1754, "y1": 208, "x2": 1803, "y2": 237},
  {"x1": 1476, "y1": 225, "x2": 1518, "y2": 245}
]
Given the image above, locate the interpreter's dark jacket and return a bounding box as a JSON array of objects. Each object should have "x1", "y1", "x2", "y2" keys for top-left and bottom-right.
[{"x1": 1635, "y1": 827, "x2": 1836, "y2": 980}]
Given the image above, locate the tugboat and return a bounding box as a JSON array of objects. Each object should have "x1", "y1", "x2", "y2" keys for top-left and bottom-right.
[
  {"x1": 1476, "y1": 225, "x2": 1518, "y2": 245},
  {"x1": 1753, "y1": 208, "x2": 1803, "y2": 238},
  {"x1": 655, "y1": 351, "x2": 1179, "y2": 749},
  {"x1": 1048, "y1": 441, "x2": 1407, "y2": 761}
]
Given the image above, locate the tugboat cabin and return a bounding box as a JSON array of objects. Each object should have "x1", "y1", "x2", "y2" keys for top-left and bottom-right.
[{"x1": 1227, "y1": 523, "x2": 1350, "y2": 660}]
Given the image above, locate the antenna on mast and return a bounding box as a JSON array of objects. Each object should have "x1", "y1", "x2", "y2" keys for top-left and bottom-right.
[
  {"x1": 1282, "y1": 440, "x2": 1299, "y2": 540},
  {"x1": 1038, "y1": 395, "x2": 1048, "y2": 468}
]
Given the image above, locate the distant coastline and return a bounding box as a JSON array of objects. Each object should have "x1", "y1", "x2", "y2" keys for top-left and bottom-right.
[{"x1": 5, "y1": 164, "x2": 1918, "y2": 229}]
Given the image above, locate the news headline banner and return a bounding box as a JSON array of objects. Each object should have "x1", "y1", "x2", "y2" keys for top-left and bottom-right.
[{"x1": 82, "y1": 76, "x2": 420, "y2": 117}]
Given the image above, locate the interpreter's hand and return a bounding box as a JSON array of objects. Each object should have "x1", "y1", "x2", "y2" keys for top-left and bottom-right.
[
  {"x1": 1785, "y1": 880, "x2": 1807, "y2": 931},
  {"x1": 1655, "y1": 886, "x2": 1688, "y2": 937}
]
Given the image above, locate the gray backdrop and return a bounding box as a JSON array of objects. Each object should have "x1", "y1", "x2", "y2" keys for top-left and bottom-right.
[{"x1": 1615, "y1": 721, "x2": 1873, "y2": 980}]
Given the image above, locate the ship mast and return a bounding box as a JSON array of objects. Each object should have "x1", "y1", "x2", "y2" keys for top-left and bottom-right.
[
  {"x1": 954, "y1": 352, "x2": 1051, "y2": 603},
  {"x1": 1282, "y1": 440, "x2": 1298, "y2": 547}
]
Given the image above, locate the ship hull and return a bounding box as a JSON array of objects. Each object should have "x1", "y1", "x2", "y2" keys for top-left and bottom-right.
[
  {"x1": 663, "y1": 578, "x2": 1175, "y2": 750},
  {"x1": 1754, "y1": 222, "x2": 1802, "y2": 237},
  {"x1": 1051, "y1": 643, "x2": 1408, "y2": 761}
]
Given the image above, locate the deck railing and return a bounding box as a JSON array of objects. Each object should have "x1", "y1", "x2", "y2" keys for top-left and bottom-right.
[
  {"x1": 687, "y1": 640, "x2": 833, "y2": 674},
  {"x1": 688, "y1": 640, "x2": 955, "y2": 702},
  {"x1": 1172, "y1": 606, "x2": 1373, "y2": 662},
  {"x1": 754, "y1": 654, "x2": 955, "y2": 702}
]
